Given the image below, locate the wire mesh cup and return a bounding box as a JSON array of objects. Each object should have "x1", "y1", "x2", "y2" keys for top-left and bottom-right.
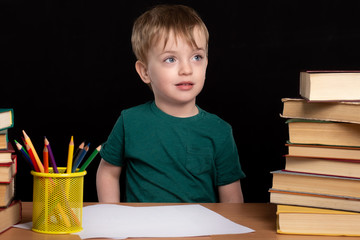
[{"x1": 31, "y1": 167, "x2": 86, "y2": 234}]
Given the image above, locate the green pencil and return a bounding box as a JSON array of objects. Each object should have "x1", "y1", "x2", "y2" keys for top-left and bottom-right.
[{"x1": 78, "y1": 145, "x2": 101, "y2": 172}]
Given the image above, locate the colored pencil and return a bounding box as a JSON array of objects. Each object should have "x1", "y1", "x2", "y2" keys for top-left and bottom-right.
[
  {"x1": 43, "y1": 146, "x2": 49, "y2": 173},
  {"x1": 66, "y1": 136, "x2": 74, "y2": 174},
  {"x1": 73, "y1": 141, "x2": 85, "y2": 161},
  {"x1": 72, "y1": 143, "x2": 89, "y2": 172},
  {"x1": 79, "y1": 145, "x2": 101, "y2": 172},
  {"x1": 14, "y1": 140, "x2": 34, "y2": 170},
  {"x1": 14, "y1": 139, "x2": 30, "y2": 158},
  {"x1": 25, "y1": 142, "x2": 40, "y2": 172},
  {"x1": 21, "y1": 137, "x2": 27, "y2": 147},
  {"x1": 44, "y1": 137, "x2": 59, "y2": 173},
  {"x1": 23, "y1": 130, "x2": 44, "y2": 173}
]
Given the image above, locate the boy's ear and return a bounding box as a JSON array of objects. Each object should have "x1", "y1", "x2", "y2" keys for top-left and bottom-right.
[{"x1": 135, "y1": 60, "x2": 151, "y2": 84}]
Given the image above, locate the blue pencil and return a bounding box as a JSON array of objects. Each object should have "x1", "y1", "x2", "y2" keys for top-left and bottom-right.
[
  {"x1": 14, "y1": 140, "x2": 34, "y2": 170},
  {"x1": 72, "y1": 143, "x2": 89, "y2": 172},
  {"x1": 79, "y1": 145, "x2": 101, "y2": 172}
]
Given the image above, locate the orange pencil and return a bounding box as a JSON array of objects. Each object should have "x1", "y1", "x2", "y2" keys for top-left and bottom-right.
[
  {"x1": 23, "y1": 130, "x2": 44, "y2": 173},
  {"x1": 43, "y1": 146, "x2": 49, "y2": 173}
]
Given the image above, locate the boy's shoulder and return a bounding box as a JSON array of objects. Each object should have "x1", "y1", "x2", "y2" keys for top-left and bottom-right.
[
  {"x1": 199, "y1": 107, "x2": 233, "y2": 130},
  {"x1": 121, "y1": 101, "x2": 153, "y2": 115}
]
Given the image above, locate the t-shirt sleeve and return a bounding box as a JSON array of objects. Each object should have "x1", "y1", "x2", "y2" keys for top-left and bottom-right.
[
  {"x1": 99, "y1": 113, "x2": 126, "y2": 166},
  {"x1": 215, "y1": 127, "x2": 245, "y2": 186}
]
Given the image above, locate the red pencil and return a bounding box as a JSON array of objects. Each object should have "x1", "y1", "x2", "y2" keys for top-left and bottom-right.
[
  {"x1": 25, "y1": 142, "x2": 40, "y2": 172},
  {"x1": 43, "y1": 145, "x2": 49, "y2": 173}
]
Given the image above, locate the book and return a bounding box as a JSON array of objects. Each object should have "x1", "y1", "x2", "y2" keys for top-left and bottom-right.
[
  {"x1": 287, "y1": 119, "x2": 360, "y2": 146},
  {"x1": 0, "y1": 155, "x2": 17, "y2": 183},
  {"x1": 0, "y1": 130, "x2": 8, "y2": 150},
  {"x1": 287, "y1": 143, "x2": 360, "y2": 160},
  {"x1": 0, "y1": 142, "x2": 15, "y2": 163},
  {"x1": 281, "y1": 98, "x2": 360, "y2": 124},
  {"x1": 0, "y1": 200, "x2": 21, "y2": 234},
  {"x1": 276, "y1": 205, "x2": 360, "y2": 236},
  {"x1": 271, "y1": 170, "x2": 360, "y2": 199},
  {"x1": 300, "y1": 70, "x2": 360, "y2": 101},
  {"x1": 277, "y1": 204, "x2": 360, "y2": 236},
  {"x1": 270, "y1": 189, "x2": 360, "y2": 212},
  {"x1": 0, "y1": 109, "x2": 14, "y2": 131},
  {"x1": 285, "y1": 155, "x2": 360, "y2": 178},
  {"x1": 0, "y1": 178, "x2": 15, "y2": 207}
]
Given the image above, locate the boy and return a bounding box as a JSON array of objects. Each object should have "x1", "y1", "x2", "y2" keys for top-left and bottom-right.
[{"x1": 96, "y1": 4, "x2": 245, "y2": 203}]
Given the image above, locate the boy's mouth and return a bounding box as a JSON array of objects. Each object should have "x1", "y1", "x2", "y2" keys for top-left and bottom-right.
[
  {"x1": 175, "y1": 82, "x2": 194, "y2": 86},
  {"x1": 175, "y1": 81, "x2": 194, "y2": 90}
]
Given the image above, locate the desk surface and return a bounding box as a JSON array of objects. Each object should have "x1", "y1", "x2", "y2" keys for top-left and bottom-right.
[{"x1": 0, "y1": 202, "x2": 359, "y2": 240}]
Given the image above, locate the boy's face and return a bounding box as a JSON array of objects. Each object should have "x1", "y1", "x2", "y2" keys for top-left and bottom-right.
[{"x1": 136, "y1": 27, "x2": 208, "y2": 113}]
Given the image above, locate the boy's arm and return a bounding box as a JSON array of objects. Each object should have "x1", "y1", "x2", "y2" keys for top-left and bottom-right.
[
  {"x1": 96, "y1": 159, "x2": 122, "y2": 203},
  {"x1": 218, "y1": 180, "x2": 244, "y2": 203}
]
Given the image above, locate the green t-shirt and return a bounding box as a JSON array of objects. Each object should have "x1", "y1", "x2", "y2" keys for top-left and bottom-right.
[{"x1": 100, "y1": 101, "x2": 245, "y2": 202}]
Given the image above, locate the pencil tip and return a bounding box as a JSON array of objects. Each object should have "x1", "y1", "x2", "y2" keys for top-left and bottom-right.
[
  {"x1": 14, "y1": 141, "x2": 21, "y2": 149},
  {"x1": 22, "y1": 130, "x2": 28, "y2": 137}
]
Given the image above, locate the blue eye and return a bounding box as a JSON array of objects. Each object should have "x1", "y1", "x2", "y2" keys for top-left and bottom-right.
[
  {"x1": 164, "y1": 57, "x2": 176, "y2": 63},
  {"x1": 193, "y1": 55, "x2": 203, "y2": 61}
]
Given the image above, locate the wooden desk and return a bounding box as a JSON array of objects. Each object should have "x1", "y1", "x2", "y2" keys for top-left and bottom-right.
[{"x1": 0, "y1": 202, "x2": 359, "y2": 240}]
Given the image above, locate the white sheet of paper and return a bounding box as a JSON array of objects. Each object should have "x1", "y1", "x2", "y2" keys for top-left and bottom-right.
[
  {"x1": 77, "y1": 204, "x2": 254, "y2": 239},
  {"x1": 13, "y1": 221, "x2": 32, "y2": 230},
  {"x1": 14, "y1": 204, "x2": 254, "y2": 239}
]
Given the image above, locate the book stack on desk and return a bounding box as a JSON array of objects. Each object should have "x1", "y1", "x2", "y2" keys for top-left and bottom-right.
[
  {"x1": 0, "y1": 109, "x2": 21, "y2": 233},
  {"x1": 270, "y1": 71, "x2": 360, "y2": 236}
]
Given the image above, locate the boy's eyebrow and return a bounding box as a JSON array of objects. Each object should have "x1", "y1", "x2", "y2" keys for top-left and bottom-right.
[
  {"x1": 161, "y1": 47, "x2": 206, "y2": 55},
  {"x1": 194, "y1": 47, "x2": 206, "y2": 52}
]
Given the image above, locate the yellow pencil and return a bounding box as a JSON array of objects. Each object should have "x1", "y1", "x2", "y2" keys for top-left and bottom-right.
[
  {"x1": 66, "y1": 136, "x2": 74, "y2": 173},
  {"x1": 22, "y1": 130, "x2": 44, "y2": 173}
]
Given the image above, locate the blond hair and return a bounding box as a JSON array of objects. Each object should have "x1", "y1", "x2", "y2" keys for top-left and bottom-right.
[{"x1": 131, "y1": 4, "x2": 209, "y2": 64}]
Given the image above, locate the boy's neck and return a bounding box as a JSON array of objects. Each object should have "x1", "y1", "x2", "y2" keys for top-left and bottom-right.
[{"x1": 154, "y1": 100, "x2": 199, "y2": 118}]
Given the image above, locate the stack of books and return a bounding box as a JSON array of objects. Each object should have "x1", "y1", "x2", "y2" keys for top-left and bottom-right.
[
  {"x1": 0, "y1": 109, "x2": 21, "y2": 233},
  {"x1": 270, "y1": 70, "x2": 360, "y2": 236}
]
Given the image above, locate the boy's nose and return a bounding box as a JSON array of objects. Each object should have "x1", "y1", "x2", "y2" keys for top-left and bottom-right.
[{"x1": 179, "y1": 61, "x2": 193, "y2": 75}]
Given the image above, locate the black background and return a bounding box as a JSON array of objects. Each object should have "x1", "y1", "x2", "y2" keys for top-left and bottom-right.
[{"x1": 2, "y1": 0, "x2": 360, "y2": 203}]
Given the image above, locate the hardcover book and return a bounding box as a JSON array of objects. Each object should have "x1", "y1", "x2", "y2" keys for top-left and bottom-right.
[
  {"x1": 277, "y1": 204, "x2": 360, "y2": 236},
  {"x1": 0, "y1": 156, "x2": 17, "y2": 183},
  {"x1": 285, "y1": 155, "x2": 360, "y2": 178},
  {"x1": 0, "y1": 143, "x2": 15, "y2": 163},
  {"x1": 287, "y1": 119, "x2": 360, "y2": 147},
  {"x1": 270, "y1": 189, "x2": 360, "y2": 212},
  {"x1": 0, "y1": 130, "x2": 8, "y2": 150},
  {"x1": 281, "y1": 98, "x2": 360, "y2": 124},
  {"x1": 300, "y1": 71, "x2": 360, "y2": 101},
  {"x1": 0, "y1": 200, "x2": 21, "y2": 233},
  {"x1": 286, "y1": 143, "x2": 360, "y2": 160},
  {"x1": 0, "y1": 109, "x2": 14, "y2": 131},
  {"x1": 0, "y1": 178, "x2": 15, "y2": 208},
  {"x1": 271, "y1": 170, "x2": 360, "y2": 199}
]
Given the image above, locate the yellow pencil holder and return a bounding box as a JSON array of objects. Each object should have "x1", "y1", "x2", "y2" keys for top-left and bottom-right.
[{"x1": 31, "y1": 167, "x2": 87, "y2": 234}]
